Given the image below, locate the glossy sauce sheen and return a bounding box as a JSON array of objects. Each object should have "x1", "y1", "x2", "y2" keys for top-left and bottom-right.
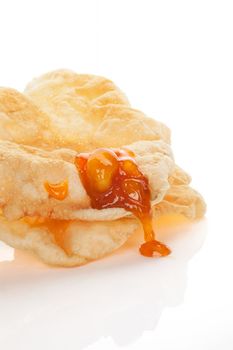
[
  {"x1": 75, "y1": 148, "x2": 171, "y2": 257},
  {"x1": 44, "y1": 180, "x2": 68, "y2": 200}
]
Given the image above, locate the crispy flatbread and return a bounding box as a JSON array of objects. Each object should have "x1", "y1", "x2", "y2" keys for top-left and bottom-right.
[
  {"x1": 24, "y1": 70, "x2": 171, "y2": 151},
  {"x1": 0, "y1": 140, "x2": 174, "y2": 221},
  {"x1": 0, "y1": 70, "x2": 206, "y2": 266},
  {"x1": 0, "y1": 215, "x2": 138, "y2": 267}
]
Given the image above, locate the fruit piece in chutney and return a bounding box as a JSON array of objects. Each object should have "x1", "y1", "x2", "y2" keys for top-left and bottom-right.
[{"x1": 75, "y1": 148, "x2": 171, "y2": 258}]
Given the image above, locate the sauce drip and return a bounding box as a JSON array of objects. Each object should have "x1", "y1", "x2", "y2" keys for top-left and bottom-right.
[
  {"x1": 75, "y1": 148, "x2": 171, "y2": 257},
  {"x1": 44, "y1": 180, "x2": 68, "y2": 200}
]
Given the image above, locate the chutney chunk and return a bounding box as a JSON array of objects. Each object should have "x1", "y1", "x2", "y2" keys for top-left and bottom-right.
[{"x1": 75, "y1": 148, "x2": 171, "y2": 258}]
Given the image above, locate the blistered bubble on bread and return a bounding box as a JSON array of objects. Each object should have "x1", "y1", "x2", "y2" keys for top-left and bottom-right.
[
  {"x1": 154, "y1": 166, "x2": 206, "y2": 219},
  {"x1": 0, "y1": 88, "x2": 54, "y2": 147},
  {"x1": 24, "y1": 70, "x2": 171, "y2": 151},
  {"x1": 168, "y1": 165, "x2": 192, "y2": 186},
  {"x1": 154, "y1": 185, "x2": 206, "y2": 219},
  {"x1": 0, "y1": 69, "x2": 206, "y2": 266}
]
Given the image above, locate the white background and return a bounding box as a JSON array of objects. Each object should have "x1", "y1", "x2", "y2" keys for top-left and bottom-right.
[{"x1": 0, "y1": 1, "x2": 233, "y2": 349}]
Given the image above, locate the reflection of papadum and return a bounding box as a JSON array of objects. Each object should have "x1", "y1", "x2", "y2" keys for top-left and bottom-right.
[
  {"x1": 0, "y1": 70, "x2": 206, "y2": 266},
  {"x1": 0, "y1": 219, "x2": 207, "y2": 349}
]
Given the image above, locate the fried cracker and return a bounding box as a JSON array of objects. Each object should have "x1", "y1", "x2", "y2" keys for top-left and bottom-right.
[{"x1": 0, "y1": 69, "x2": 206, "y2": 266}]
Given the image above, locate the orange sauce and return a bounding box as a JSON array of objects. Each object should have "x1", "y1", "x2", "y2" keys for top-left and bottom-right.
[
  {"x1": 75, "y1": 148, "x2": 171, "y2": 257},
  {"x1": 44, "y1": 180, "x2": 68, "y2": 200},
  {"x1": 45, "y1": 219, "x2": 72, "y2": 256},
  {"x1": 24, "y1": 216, "x2": 72, "y2": 256},
  {"x1": 43, "y1": 181, "x2": 70, "y2": 252}
]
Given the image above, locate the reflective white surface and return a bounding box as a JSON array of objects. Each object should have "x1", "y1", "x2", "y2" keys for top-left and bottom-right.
[
  {"x1": 2, "y1": 209, "x2": 232, "y2": 350},
  {"x1": 0, "y1": 217, "x2": 209, "y2": 350}
]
